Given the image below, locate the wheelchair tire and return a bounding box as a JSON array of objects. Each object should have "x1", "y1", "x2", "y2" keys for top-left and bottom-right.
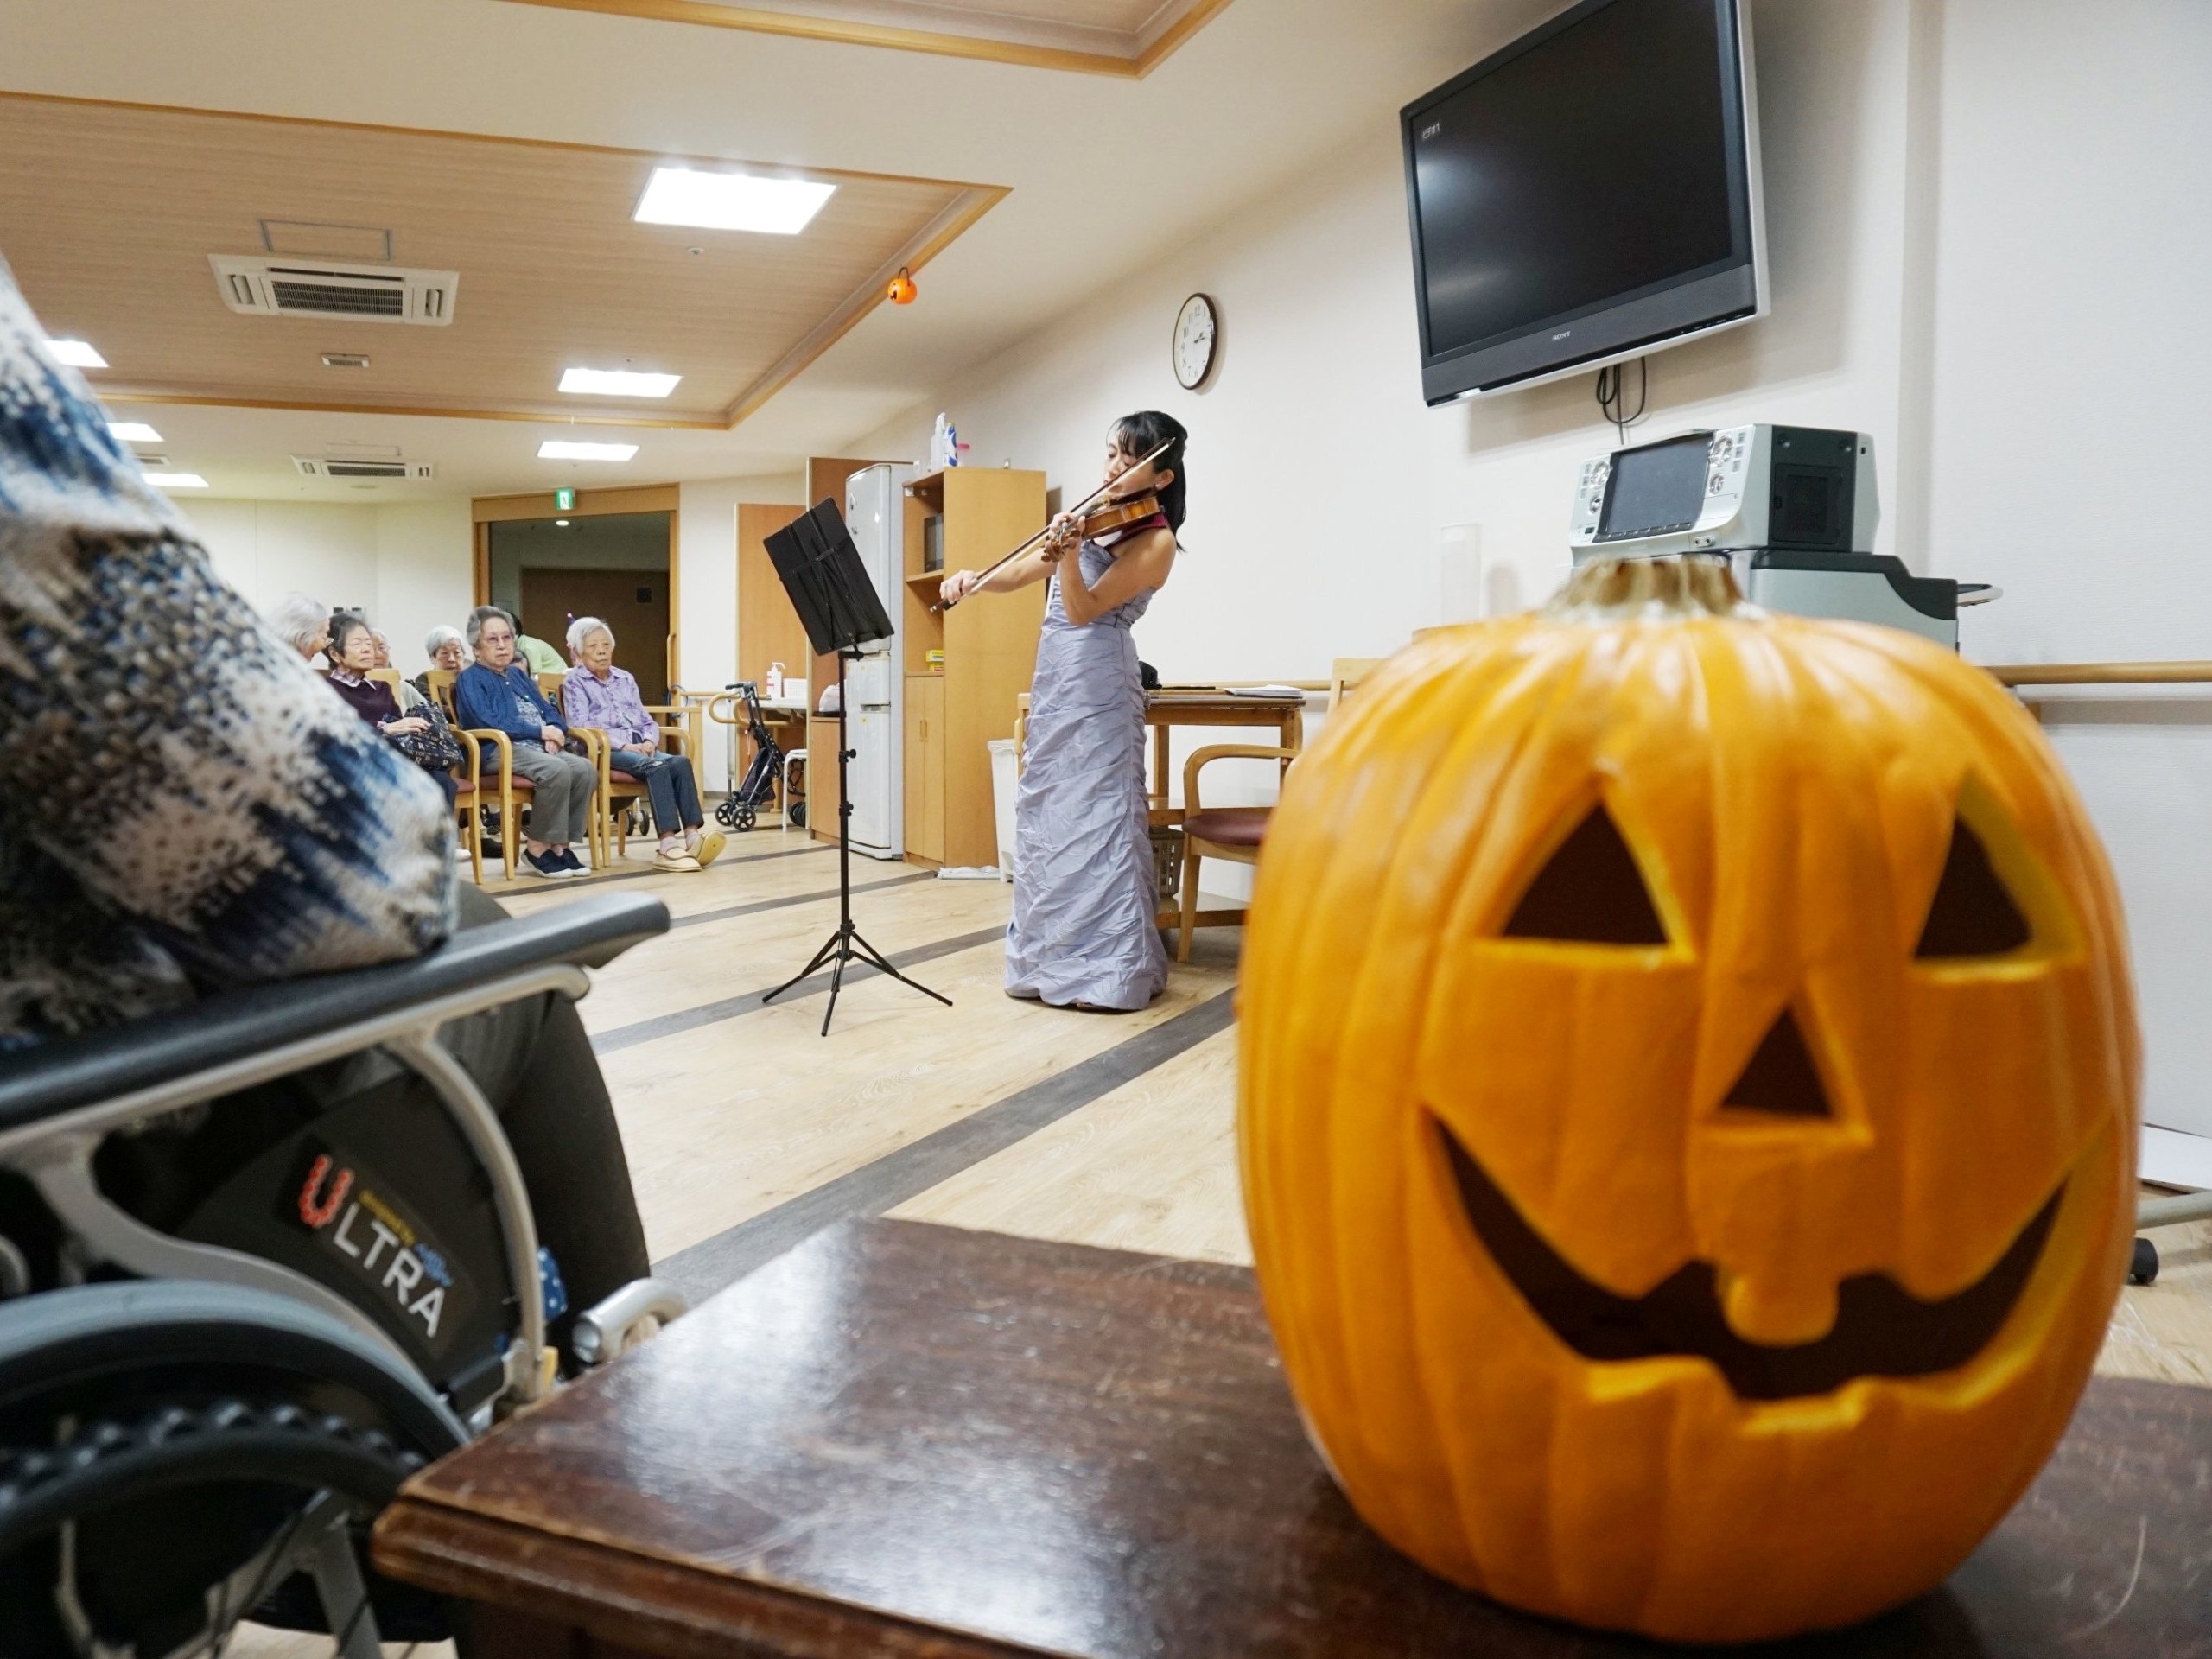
[
  {"x1": 0, "y1": 1395, "x2": 444, "y2": 1654},
  {"x1": 0, "y1": 1281, "x2": 468, "y2": 1655}
]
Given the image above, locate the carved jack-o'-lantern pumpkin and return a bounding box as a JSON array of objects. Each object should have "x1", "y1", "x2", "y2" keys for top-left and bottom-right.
[{"x1": 1239, "y1": 559, "x2": 2137, "y2": 1643}]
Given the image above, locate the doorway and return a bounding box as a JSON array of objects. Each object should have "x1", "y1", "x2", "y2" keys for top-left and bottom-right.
[{"x1": 487, "y1": 512, "x2": 672, "y2": 703}]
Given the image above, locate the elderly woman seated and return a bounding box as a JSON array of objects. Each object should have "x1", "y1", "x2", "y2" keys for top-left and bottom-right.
[
  {"x1": 416, "y1": 623, "x2": 467, "y2": 704},
  {"x1": 454, "y1": 605, "x2": 596, "y2": 880},
  {"x1": 563, "y1": 617, "x2": 725, "y2": 873},
  {"x1": 326, "y1": 612, "x2": 458, "y2": 804},
  {"x1": 270, "y1": 591, "x2": 333, "y2": 662}
]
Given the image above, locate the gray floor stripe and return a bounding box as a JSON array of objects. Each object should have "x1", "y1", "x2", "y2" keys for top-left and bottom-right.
[
  {"x1": 652, "y1": 989, "x2": 1237, "y2": 1304},
  {"x1": 591, "y1": 924, "x2": 1007, "y2": 1055},
  {"x1": 670, "y1": 870, "x2": 934, "y2": 931},
  {"x1": 493, "y1": 838, "x2": 832, "y2": 899}
]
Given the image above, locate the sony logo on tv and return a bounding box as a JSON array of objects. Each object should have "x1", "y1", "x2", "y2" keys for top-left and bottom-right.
[{"x1": 1553, "y1": 329, "x2": 1573, "y2": 341}]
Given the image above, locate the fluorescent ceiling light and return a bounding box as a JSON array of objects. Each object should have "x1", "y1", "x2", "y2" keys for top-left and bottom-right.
[
  {"x1": 46, "y1": 339, "x2": 107, "y2": 368},
  {"x1": 559, "y1": 367, "x2": 682, "y2": 398},
  {"x1": 538, "y1": 440, "x2": 638, "y2": 461},
  {"x1": 144, "y1": 471, "x2": 208, "y2": 489},
  {"x1": 108, "y1": 422, "x2": 163, "y2": 442},
  {"x1": 634, "y1": 166, "x2": 835, "y2": 235}
]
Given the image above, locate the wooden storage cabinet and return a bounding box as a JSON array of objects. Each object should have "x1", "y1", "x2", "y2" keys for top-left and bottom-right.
[{"x1": 899, "y1": 468, "x2": 1045, "y2": 869}]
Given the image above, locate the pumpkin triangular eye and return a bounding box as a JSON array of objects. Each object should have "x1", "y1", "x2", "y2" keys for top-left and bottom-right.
[
  {"x1": 1503, "y1": 804, "x2": 1667, "y2": 945},
  {"x1": 1915, "y1": 817, "x2": 2031, "y2": 958},
  {"x1": 1722, "y1": 1007, "x2": 1832, "y2": 1118}
]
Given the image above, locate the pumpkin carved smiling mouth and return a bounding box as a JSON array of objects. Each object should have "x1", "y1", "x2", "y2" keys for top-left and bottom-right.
[{"x1": 1437, "y1": 1122, "x2": 2062, "y2": 1402}]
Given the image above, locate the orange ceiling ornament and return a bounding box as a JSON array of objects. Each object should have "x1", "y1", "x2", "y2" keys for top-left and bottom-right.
[
  {"x1": 886, "y1": 267, "x2": 918, "y2": 305},
  {"x1": 1238, "y1": 557, "x2": 2139, "y2": 1643}
]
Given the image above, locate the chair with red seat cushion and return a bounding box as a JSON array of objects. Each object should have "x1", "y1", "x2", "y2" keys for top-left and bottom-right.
[{"x1": 1177, "y1": 747, "x2": 1299, "y2": 963}]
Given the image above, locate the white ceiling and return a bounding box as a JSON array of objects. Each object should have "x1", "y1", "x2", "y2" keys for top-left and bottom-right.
[{"x1": 0, "y1": 0, "x2": 1541, "y2": 501}]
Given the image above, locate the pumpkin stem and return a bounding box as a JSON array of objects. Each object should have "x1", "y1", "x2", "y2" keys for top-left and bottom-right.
[{"x1": 1545, "y1": 556, "x2": 1750, "y2": 622}]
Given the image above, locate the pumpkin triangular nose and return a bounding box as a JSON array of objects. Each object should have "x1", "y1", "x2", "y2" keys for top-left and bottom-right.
[{"x1": 1722, "y1": 1007, "x2": 1832, "y2": 1118}]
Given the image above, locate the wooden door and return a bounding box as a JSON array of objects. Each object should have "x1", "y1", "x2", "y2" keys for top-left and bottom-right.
[
  {"x1": 519, "y1": 567, "x2": 671, "y2": 702},
  {"x1": 904, "y1": 674, "x2": 945, "y2": 864},
  {"x1": 738, "y1": 503, "x2": 808, "y2": 690}
]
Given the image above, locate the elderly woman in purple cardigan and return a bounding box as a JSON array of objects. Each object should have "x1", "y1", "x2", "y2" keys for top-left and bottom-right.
[{"x1": 562, "y1": 617, "x2": 724, "y2": 874}]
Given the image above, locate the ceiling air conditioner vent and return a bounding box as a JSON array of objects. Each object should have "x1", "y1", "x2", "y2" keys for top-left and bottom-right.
[
  {"x1": 291, "y1": 456, "x2": 435, "y2": 480},
  {"x1": 213, "y1": 256, "x2": 458, "y2": 326}
]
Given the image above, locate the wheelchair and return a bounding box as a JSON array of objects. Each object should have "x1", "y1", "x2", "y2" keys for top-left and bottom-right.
[{"x1": 0, "y1": 891, "x2": 684, "y2": 1656}]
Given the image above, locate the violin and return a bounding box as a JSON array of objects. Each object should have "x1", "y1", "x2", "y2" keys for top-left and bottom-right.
[
  {"x1": 935, "y1": 438, "x2": 1174, "y2": 612},
  {"x1": 1067, "y1": 491, "x2": 1161, "y2": 543}
]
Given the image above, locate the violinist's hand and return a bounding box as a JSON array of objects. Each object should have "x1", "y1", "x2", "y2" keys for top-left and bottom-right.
[
  {"x1": 1041, "y1": 512, "x2": 1081, "y2": 563},
  {"x1": 940, "y1": 569, "x2": 982, "y2": 606}
]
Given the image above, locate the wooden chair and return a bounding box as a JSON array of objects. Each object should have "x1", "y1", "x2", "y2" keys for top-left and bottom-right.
[
  {"x1": 559, "y1": 674, "x2": 706, "y2": 867},
  {"x1": 1175, "y1": 660, "x2": 1377, "y2": 962}
]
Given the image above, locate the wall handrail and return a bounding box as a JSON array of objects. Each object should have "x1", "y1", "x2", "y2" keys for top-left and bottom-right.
[{"x1": 1983, "y1": 661, "x2": 2212, "y2": 688}]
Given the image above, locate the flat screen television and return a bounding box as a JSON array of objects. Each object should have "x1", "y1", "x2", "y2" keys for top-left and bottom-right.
[{"x1": 1402, "y1": 0, "x2": 1765, "y2": 404}]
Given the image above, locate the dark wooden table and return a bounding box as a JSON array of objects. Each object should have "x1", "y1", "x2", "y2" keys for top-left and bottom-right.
[{"x1": 374, "y1": 1220, "x2": 2212, "y2": 1658}]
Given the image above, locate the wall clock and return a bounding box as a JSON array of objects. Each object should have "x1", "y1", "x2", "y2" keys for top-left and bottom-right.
[{"x1": 1173, "y1": 293, "x2": 1218, "y2": 390}]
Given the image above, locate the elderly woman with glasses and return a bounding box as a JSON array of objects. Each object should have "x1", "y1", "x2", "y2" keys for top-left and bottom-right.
[
  {"x1": 454, "y1": 605, "x2": 596, "y2": 880},
  {"x1": 563, "y1": 616, "x2": 723, "y2": 874}
]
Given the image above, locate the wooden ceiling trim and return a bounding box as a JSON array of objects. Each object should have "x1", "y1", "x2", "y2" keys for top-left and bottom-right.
[
  {"x1": 99, "y1": 391, "x2": 731, "y2": 429},
  {"x1": 723, "y1": 181, "x2": 1006, "y2": 426},
  {"x1": 474, "y1": 484, "x2": 682, "y2": 522},
  {"x1": 493, "y1": 0, "x2": 1234, "y2": 77},
  {"x1": 0, "y1": 90, "x2": 1005, "y2": 198}
]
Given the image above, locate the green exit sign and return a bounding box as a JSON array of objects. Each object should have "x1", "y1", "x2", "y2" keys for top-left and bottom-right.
[{"x1": 555, "y1": 488, "x2": 575, "y2": 511}]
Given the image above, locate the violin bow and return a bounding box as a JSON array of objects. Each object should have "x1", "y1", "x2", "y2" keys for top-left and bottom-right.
[{"x1": 932, "y1": 438, "x2": 1174, "y2": 613}]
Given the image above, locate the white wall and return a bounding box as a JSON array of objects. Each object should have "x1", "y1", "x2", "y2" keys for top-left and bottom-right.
[
  {"x1": 178, "y1": 496, "x2": 474, "y2": 674},
  {"x1": 1923, "y1": 0, "x2": 2212, "y2": 1145},
  {"x1": 677, "y1": 474, "x2": 805, "y2": 788},
  {"x1": 847, "y1": 0, "x2": 2212, "y2": 1147}
]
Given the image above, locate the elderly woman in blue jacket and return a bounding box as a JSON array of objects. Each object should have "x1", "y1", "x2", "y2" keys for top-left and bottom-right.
[{"x1": 454, "y1": 606, "x2": 597, "y2": 879}]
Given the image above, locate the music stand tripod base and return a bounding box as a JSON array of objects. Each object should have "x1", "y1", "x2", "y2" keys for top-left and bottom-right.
[{"x1": 758, "y1": 503, "x2": 952, "y2": 1036}]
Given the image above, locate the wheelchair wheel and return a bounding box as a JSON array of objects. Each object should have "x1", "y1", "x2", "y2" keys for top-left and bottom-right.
[
  {"x1": 0, "y1": 1282, "x2": 470, "y2": 1657},
  {"x1": 0, "y1": 1395, "x2": 442, "y2": 1656}
]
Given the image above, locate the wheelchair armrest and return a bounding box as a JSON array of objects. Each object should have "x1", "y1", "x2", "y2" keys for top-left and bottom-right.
[{"x1": 0, "y1": 893, "x2": 670, "y2": 1137}]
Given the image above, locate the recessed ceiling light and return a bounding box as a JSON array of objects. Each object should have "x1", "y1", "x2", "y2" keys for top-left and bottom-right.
[
  {"x1": 633, "y1": 166, "x2": 836, "y2": 235},
  {"x1": 559, "y1": 367, "x2": 682, "y2": 398},
  {"x1": 538, "y1": 440, "x2": 638, "y2": 462},
  {"x1": 108, "y1": 422, "x2": 163, "y2": 443},
  {"x1": 45, "y1": 340, "x2": 107, "y2": 369},
  {"x1": 145, "y1": 471, "x2": 209, "y2": 489}
]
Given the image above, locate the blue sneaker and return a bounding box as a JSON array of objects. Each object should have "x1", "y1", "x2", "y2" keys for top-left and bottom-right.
[
  {"x1": 521, "y1": 848, "x2": 564, "y2": 879},
  {"x1": 555, "y1": 848, "x2": 588, "y2": 876}
]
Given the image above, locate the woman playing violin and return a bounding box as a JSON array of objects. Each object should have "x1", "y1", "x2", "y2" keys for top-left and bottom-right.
[{"x1": 939, "y1": 412, "x2": 1184, "y2": 1011}]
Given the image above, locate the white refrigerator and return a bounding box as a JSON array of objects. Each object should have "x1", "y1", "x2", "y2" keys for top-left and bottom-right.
[{"x1": 843, "y1": 463, "x2": 914, "y2": 860}]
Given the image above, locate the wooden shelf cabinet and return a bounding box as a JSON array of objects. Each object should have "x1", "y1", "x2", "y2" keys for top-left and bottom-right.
[{"x1": 901, "y1": 468, "x2": 1046, "y2": 868}]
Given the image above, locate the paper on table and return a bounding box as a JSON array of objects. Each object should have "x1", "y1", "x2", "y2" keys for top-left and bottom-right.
[{"x1": 1226, "y1": 684, "x2": 1307, "y2": 699}]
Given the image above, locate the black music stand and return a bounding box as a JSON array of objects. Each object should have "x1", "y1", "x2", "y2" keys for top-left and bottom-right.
[{"x1": 760, "y1": 499, "x2": 951, "y2": 1035}]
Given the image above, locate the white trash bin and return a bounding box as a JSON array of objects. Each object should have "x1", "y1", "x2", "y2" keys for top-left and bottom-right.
[{"x1": 988, "y1": 738, "x2": 1019, "y2": 882}]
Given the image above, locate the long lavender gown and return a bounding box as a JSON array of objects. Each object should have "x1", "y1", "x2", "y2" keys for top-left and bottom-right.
[{"x1": 1004, "y1": 527, "x2": 1169, "y2": 1010}]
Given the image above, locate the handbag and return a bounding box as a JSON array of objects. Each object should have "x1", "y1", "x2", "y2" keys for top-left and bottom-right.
[{"x1": 389, "y1": 703, "x2": 466, "y2": 773}]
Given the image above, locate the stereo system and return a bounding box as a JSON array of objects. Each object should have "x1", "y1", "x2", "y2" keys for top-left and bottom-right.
[{"x1": 1567, "y1": 425, "x2": 1994, "y2": 648}]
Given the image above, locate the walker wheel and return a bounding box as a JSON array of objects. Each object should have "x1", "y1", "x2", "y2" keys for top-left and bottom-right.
[
  {"x1": 789, "y1": 801, "x2": 807, "y2": 830},
  {"x1": 735, "y1": 805, "x2": 757, "y2": 833},
  {"x1": 715, "y1": 798, "x2": 740, "y2": 828},
  {"x1": 2129, "y1": 1236, "x2": 2159, "y2": 1286}
]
